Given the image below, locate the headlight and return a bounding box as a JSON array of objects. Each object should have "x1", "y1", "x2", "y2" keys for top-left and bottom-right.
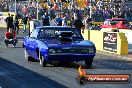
[
  {"x1": 89, "y1": 47, "x2": 94, "y2": 54},
  {"x1": 49, "y1": 49, "x2": 56, "y2": 54},
  {"x1": 82, "y1": 48, "x2": 94, "y2": 54},
  {"x1": 82, "y1": 49, "x2": 89, "y2": 53}
]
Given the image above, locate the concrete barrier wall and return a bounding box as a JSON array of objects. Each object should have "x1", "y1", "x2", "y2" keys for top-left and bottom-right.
[
  {"x1": 119, "y1": 29, "x2": 132, "y2": 44},
  {"x1": 89, "y1": 30, "x2": 104, "y2": 51},
  {"x1": 82, "y1": 29, "x2": 90, "y2": 40},
  {"x1": 82, "y1": 29, "x2": 128, "y2": 55},
  {"x1": 82, "y1": 29, "x2": 104, "y2": 51},
  {"x1": 117, "y1": 33, "x2": 128, "y2": 55}
]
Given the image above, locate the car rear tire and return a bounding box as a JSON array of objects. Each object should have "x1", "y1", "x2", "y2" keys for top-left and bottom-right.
[
  {"x1": 39, "y1": 51, "x2": 47, "y2": 67},
  {"x1": 85, "y1": 59, "x2": 93, "y2": 68},
  {"x1": 24, "y1": 49, "x2": 32, "y2": 61}
]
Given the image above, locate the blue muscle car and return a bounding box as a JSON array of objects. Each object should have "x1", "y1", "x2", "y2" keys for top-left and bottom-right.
[{"x1": 22, "y1": 26, "x2": 96, "y2": 67}]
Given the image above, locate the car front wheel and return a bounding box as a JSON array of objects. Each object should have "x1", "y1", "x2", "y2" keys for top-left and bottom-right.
[
  {"x1": 85, "y1": 59, "x2": 93, "y2": 68},
  {"x1": 24, "y1": 49, "x2": 32, "y2": 61},
  {"x1": 39, "y1": 51, "x2": 47, "y2": 67}
]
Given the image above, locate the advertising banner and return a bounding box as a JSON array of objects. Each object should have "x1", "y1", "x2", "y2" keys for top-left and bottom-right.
[{"x1": 103, "y1": 32, "x2": 117, "y2": 53}]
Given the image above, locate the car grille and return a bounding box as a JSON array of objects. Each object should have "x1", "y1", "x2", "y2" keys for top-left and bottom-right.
[{"x1": 48, "y1": 47, "x2": 94, "y2": 55}]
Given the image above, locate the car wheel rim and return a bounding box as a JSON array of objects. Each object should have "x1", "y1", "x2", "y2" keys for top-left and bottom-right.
[
  {"x1": 24, "y1": 49, "x2": 28, "y2": 59},
  {"x1": 39, "y1": 52, "x2": 42, "y2": 65}
]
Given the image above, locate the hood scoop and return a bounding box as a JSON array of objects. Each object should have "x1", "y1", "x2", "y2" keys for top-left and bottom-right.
[{"x1": 56, "y1": 31, "x2": 73, "y2": 44}]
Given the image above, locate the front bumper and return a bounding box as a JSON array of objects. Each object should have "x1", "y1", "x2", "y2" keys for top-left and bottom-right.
[{"x1": 45, "y1": 54, "x2": 95, "y2": 61}]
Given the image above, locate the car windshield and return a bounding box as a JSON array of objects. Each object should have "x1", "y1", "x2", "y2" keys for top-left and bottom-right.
[
  {"x1": 111, "y1": 20, "x2": 128, "y2": 25},
  {"x1": 38, "y1": 28, "x2": 82, "y2": 38}
]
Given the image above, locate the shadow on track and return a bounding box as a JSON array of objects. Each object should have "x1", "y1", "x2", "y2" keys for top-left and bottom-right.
[
  {"x1": 26, "y1": 58, "x2": 91, "y2": 69},
  {"x1": 0, "y1": 57, "x2": 68, "y2": 88},
  {"x1": 27, "y1": 58, "x2": 81, "y2": 68}
]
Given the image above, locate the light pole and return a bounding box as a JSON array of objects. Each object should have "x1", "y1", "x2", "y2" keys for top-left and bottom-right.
[
  {"x1": 15, "y1": 0, "x2": 16, "y2": 13},
  {"x1": 89, "y1": 0, "x2": 92, "y2": 18},
  {"x1": 36, "y1": 0, "x2": 39, "y2": 20},
  {"x1": 70, "y1": 0, "x2": 72, "y2": 10}
]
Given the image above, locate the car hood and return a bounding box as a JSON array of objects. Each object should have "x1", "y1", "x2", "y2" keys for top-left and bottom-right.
[{"x1": 39, "y1": 38, "x2": 94, "y2": 47}]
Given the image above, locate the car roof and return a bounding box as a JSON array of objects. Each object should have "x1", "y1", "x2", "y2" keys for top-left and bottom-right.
[{"x1": 36, "y1": 26, "x2": 75, "y2": 29}]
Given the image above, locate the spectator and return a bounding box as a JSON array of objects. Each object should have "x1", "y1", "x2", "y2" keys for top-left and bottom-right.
[
  {"x1": 125, "y1": 8, "x2": 132, "y2": 22},
  {"x1": 109, "y1": 8, "x2": 114, "y2": 19},
  {"x1": 72, "y1": 15, "x2": 84, "y2": 34},
  {"x1": 4, "y1": 28, "x2": 18, "y2": 48},
  {"x1": 54, "y1": 14, "x2": 63, "y2": 26},
  {"x1": 96, "y1": 0, "x2": 103, "y2": 10},
  {"x1": 22, "y1": 14, "x2": 28, "y2": 33},
  {"x1": 85, "y1": 15, "x2": 92, "y2": 29},
  {"x1": 5, "y1": 13, "x2": 14, "y2": 32},
  {"x1": 42, "y1": 12, "x2": 50, "y2": 26},
  {"x1": 62, "y1": 14, "x2": 67, "y2": 26},
  {"x1": 31, "y1": 12, "x2": 36, "y2": 19},
  {"x1": 50, "y1": 9, "x2": 56, "y2": 20},
  {"x1": 70, "y1": 17, "x2": 75, "y2": 27},
  {"x1": 14, "y1": 14, "x2": 19, "y2": 34}
]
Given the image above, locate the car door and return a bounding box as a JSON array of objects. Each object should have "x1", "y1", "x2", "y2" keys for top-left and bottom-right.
[{"x1": 28, "y1": 29, "x2": 39, "y2": 59}]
